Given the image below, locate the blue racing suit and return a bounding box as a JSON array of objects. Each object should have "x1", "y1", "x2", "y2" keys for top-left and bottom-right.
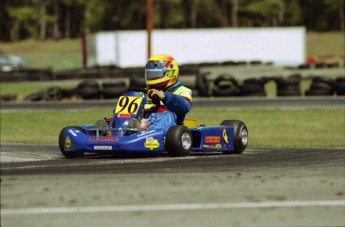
[{"x1": 144, "y1": 80, "x2": 192, "y2": 135}]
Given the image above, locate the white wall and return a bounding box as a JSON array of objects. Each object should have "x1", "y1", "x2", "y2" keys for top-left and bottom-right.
[{"x1": 86, "y1": 27, "x2": 305, "y2": 68}]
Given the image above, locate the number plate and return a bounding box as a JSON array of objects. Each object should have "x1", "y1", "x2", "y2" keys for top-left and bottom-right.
[{"x1": 115, "y1": 96, "x2": 143, "y2": 114}]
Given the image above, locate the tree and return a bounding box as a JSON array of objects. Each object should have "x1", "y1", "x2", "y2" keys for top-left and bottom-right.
[
  {"x1": 324, "y1": 0, "x2": 344, "y2": 31},
  {"x1": 0, "y1": 0, "x2": 343, "y2": 41},
  {"x1": 244, "y1": 0, "x2": 285, "y2": 26},
  {"x1": 229, "y1": 0, "x2": 238, "y2": 27}
]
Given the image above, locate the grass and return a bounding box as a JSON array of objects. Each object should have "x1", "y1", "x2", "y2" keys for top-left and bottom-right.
[
  {"x1": 0, "y1": 80, "x2": 83, "y2": 101},
  {"x1": 1, "y1": 108, "x2": 344, "y2": 148},
  {"x1": 0, "y1": 39, "x2": 82, "y2": 71},
  {"x1": 307, "y1": 32, "x2": 345, "y2": 57}
]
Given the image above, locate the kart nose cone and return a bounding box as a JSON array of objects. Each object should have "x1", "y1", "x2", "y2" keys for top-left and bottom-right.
[{"x1": 181, "y1": 132, "x2": 192, "y2": 149}]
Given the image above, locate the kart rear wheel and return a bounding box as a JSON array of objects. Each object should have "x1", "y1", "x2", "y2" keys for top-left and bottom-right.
[
  {"x1": 166, "y1": 125, "x2": 192, "y2": 157},
  {"x1": 221, "y1": 120, "x2": 248, "y2": 154},
  {"x1": 59, "y1": 126, "x2": 85, "y2": 158}
]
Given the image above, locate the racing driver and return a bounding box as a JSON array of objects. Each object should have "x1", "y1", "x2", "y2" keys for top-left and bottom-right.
[
  {"x1": 95, "y1": 53, "x2": 192, "y2": 136},
  {"x1": 128, "y1": 53, "x2": 192, "y2": 134}
]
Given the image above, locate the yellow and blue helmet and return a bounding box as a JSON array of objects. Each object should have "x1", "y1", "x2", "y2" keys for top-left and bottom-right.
[{"x1": 145, "y1": 53, "x2": 179, "y2": 90}]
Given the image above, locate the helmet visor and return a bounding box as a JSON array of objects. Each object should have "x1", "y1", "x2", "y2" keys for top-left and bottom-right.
[{"x1": 145, "y1": 60, "x2": 168, "y2": 80}]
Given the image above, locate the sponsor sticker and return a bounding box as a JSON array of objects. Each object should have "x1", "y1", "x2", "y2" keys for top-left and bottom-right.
[
  {"x1": 144, "y1": 137, "x2": 160, "y2": 150},
  {"x1": 223, "y1": 129, "x2": 229, "y2": 144},
  {"x1": 203, "y1": 144, "x2": 222, "y2": 149},
  {"x1": 205, "y1": 136, "x2": 221, "y2": 143},
  {"x1": 68, "y1": 129, "x2": 77, "y2": 137},
  {"x1": 65, "y1": 136, "x2": 71, "y2": 148},
  {"x1": 94, "y1": 146, "x2": 112, "y2": 150},
  {"x1": 137, "y1": 130, "x2": 156, "y2": 137},
  {"x1": 89, "y1": 137, "x2": 119, "y2": 141},
  {"x1": 118, "y1": 114, "x2": 131, "y2": 118}
]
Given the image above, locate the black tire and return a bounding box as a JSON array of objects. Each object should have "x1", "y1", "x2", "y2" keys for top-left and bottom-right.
[
  {"x1": 275, "y1": 76, "x2": 300, "y2": 87},
  {"x1": 212, "y1": 85, "x2": 240, "y2": 97},
  {"x1": 102, "y1": 81, "x2": 128, "y2": 99},
  {"x1": 78, "y1": 87, "x2": 101, "y2": 100},
  {"x1": 59, "y1": 126, "x2": 85, "y2": 158},
  {"x1": 196, "y1": 72, "x2": 210, "y2": 97},
  {"x1": 277, "y1": 87, "x2": 301, "y2": 96},
  {"x1": 44, "y1": 87, "x2": 63, "y2": 101},
  {"x1": 0, "y1": 93, "x2": 17, "y2": 102},
  {"x1": 129, "y1": 77, "x2": 146, "y2": 88},
  {"x1": 24, "y1": 91, "x2": 45, "y2": 101},
  {"x1": 214, "y1": 74, "x2": 238, "y2": 87},
  {"x1": 243, "y1": 78, "x2": 266, "y2": 86},
  {"x1": 305, "y1": 89, "x2": 333, "y2": 96},
  {"x1": 309, "y1": 82, "x2": 333, "y2": 93},
  {"x1": 220, "y1": 120, "x2": 248, "y2": 154},
  {"x1": 335, "y1": 77, "x2": 345, "y2": 83},
  {"x1": 61, "y1": 88, "x2": 77, "y2": 98},
  {"x1": 165, "y1": 125, "x2": 192, "y2": 157},
  {"x1": 312, "y1": 76, "x2": 334, "y2": 86},
  {"x1": 240, "y1": 83, "x2": 264, "y2": 94},
  {"x1": 77, "y1": 80, "x2": 101, "y2": 100},
  {"x1": 335, "y1": 82, "x2": 345, "y2": 95}
]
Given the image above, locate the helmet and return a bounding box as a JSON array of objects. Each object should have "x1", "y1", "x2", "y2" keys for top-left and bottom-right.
[{"x1": 145, "y1": 54, "x2": 179, "y2": 90}]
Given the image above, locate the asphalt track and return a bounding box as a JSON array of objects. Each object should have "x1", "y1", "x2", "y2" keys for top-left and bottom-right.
[
  {"x1": 1, "y1": 144, "x2": 344, "y2": 226},
  {"x1": 1, "y1": 97, "x2": 345, "y2": 226}
]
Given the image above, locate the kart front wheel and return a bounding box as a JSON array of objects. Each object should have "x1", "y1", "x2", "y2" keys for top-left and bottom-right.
[
  {"x1": 165, "y1": 125, "x2": 192, "y2": 157},
  {"x1": 220, "y1": 120, "x2": 248, "y2": 154},
  {"x1": 59, "y1": 126, "x2": 85, "y2": 158}
]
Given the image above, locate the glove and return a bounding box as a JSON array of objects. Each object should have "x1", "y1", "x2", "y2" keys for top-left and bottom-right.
[{"x1": 148, "y1": 89, "x2": 165, "y2": 100}]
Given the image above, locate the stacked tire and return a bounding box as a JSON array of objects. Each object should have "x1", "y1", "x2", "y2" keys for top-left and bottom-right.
[
  {"x1": 305, "y1": 76, "x2": 334, "y2": 96},
  {"x1": 24, "y1": 86, "x2": 64, "y2": 101},
  {"x1": 129, "y1": 76, "x2": 146, "y2": 88},
  {"x1": 212, "y1": 74, "x2": 240, "y2": 97},
  {"x1": 195, "y1": 72, "x2": 210, "y2": 97},
  {"x1": 275, "y1": 74, "x2": 301, "y2": 96},
  {"x1": 77, "y1": 80, "x2": 101, "y2": 100},
  {"x1": 102, "y1": 81, "x2": 128, "y2": 99},
  {"x1": 240, "y1": 77, "x2": 267, "y2": 96},
  {"x1": 1, "y1": 93, "x2": 17, "y2": 102},
  {"x1": 334, "y1": 77, "x2": 345, "y2": 96}
]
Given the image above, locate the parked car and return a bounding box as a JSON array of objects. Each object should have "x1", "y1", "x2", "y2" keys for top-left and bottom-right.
[{"x1": 0, "y1": 50, "x2": 25, "y2": 71}]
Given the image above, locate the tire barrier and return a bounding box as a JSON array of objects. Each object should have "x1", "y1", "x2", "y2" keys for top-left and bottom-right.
[
  {"x1": 334, "y1": 77, "x2": 345, "y2": 96},
  {"x1": 212, "y1": 75, "x2": 240, "y2": 97},
  {"x1": 101, "y1": 81, "x2": 128, "y2": 99},
  {"x1": 77, "y1": 80, "x2": 101, "y2": 100},
  {"x1": 129, "y1": 76, "x2": 146, "y2": 88},
  {"x1": 13, "y1": 75, "x2": 345, "y2": 102},
  {"x1": 0, "y1": 93, "x2": 17, "y2": 102},
  {"x1": 24, "y1": 86, "x2": 64, "y2": 101},
  {"x1": 275, "y1": 74, "x2": 302, "y2": 96},
  {"x1": 61, "y1": 88, "x2": 77, "y2": 99},
  {"x1": 305, "y1": 76, "x2": 334, "y2": 96},
  {"x1": 240, "y1": 77, "x2": 268, "y2": 96},
  {"x1": 195, "y1": 72, "x2": 211, "y2": 97}
]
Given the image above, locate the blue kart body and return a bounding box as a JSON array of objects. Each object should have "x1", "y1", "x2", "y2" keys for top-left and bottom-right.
[{"x1": 59, "y1": 91, "x2": 247, "y2": 157}]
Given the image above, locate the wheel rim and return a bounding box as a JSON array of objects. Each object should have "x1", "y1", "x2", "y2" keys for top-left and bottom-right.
[
  {"x1": 240, "y1": 127, "x2": 248, "y2": 146},
  {"x1": 181, "y1": 132, "x2": 192, "y2": 149}
]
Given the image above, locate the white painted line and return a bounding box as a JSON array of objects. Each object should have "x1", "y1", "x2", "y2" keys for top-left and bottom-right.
[{"x1": 2, "y1": 200, "x2": 345, "y2": 215}]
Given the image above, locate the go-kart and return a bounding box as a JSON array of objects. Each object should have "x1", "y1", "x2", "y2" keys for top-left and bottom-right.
[{"x1": 59, "y1": 90, "x2": 248, "y2": 157}]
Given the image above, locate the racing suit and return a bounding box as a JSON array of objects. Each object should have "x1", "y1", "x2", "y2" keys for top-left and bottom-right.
[{"x1": 144, "y1": 80, "x2": 192, "y2": 134}]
